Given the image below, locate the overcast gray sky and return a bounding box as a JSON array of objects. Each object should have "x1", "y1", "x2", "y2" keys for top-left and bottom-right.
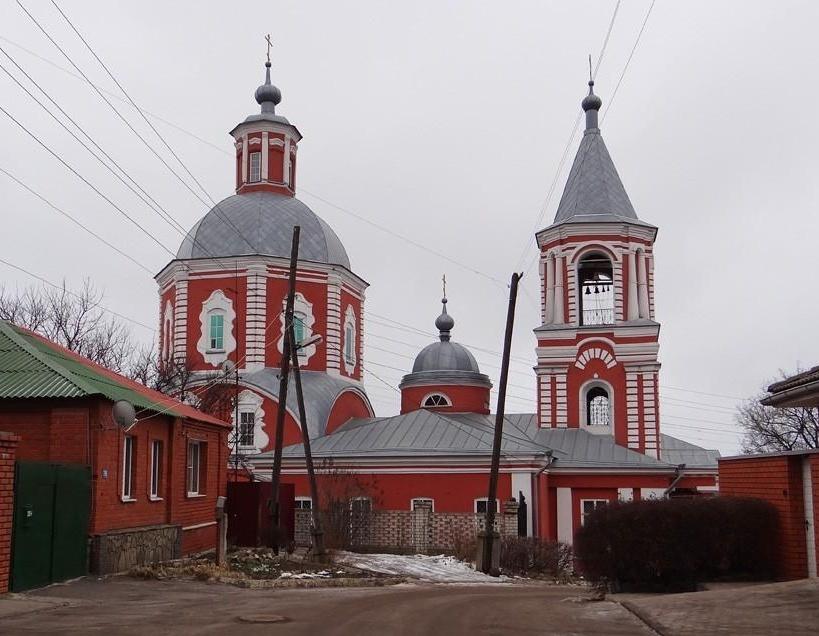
[{"x1": 2, "y1": 1, "x2": 817, "y2": 455}]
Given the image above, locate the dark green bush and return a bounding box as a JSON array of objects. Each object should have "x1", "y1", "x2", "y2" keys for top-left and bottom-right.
[
  {"x1": 574, "y1": 497, "x2": 778, "y2": 592},
  {"x1": 499, "y1": 537, "x2": 573, "y2": 579}
]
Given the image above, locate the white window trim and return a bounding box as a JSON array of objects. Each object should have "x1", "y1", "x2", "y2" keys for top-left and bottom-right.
[
  {"x1": 149, "y1": 439, "x2": 163, "y2": 501},
  {"x1": 249, "y1": 151, "x2": 262, "y2": 182},
  {"x1": 473, "y1": 497, "x2": 500, "y2": 514},
  {"x1": 579, "y1": 379, "x2": 614, "y2": 434},
  {"x1": 421, "y1": 392, "x2": 452, "y2": 408},
  {"x1": 186, "y1": 440, "x2": 203, "y2": 497},
  {"x1": 121, "y1": 436, "x2": 136, "y2": 502},
  {"x1": 232, "y1": 390, "x2": 268, "y2": 453},
  {"x1": 580, "y1": 498, "x2": 609, "y2": 526},
  {"x1": 342, "y1": 304, "x2": 357, "y2": 374},
  {"x1": 197, "y1": 290, "x2": 236, "y2": 367},
  {"x1": 277, "y1": 292, "x2": 316, "y2": 363},
  {"x1": 295, "y1": 496, "x2": 313, "y2": 510},
  {"x1": 410, "y1": 497, "x2": 435, "y2": 512},
  {"x1": 349, "y1": 496, "x2": 372, "y2": 510}
]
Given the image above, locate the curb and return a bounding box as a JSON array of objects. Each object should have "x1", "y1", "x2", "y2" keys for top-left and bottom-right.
[{"x1": 617, "y1": 600, "x2": 667, "y2": 636}]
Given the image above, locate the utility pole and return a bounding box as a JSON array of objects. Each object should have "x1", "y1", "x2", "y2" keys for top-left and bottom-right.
[
  {"x1": 288, "y1": 326, "x2": 326, "y2": 560},
  {"x1": 269, "y1": 226, "x2": 300, "y2": 552},
  {"x1": 480, "y1": 272, "x2": 522, "y2": 575}
]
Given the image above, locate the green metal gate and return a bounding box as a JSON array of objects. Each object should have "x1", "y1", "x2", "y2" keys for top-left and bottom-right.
[{"x1": 10, "y1": 461, "x2": 91, "y2": 591}]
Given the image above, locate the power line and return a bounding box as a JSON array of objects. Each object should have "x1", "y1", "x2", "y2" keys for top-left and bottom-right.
[
  {"x1": 0, "y1": 256, "x2": 155, "y2": 332},
  {"x1": 513, "y1": 0, "x2": 622, "y2": 273},
  {"x1": 601, "y1": 0, "x2": 657, "y2": 123},
  {"x1": 0, "y1": 166, "x2": 153, "y2": 275}
]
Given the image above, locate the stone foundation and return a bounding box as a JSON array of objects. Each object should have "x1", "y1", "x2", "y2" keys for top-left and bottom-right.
[{"x1": 90, "y1": 524, "x2": 181, "y2": 574}]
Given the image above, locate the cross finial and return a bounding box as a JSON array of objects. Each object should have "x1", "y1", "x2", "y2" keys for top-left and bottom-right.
[
  {"x1": 442, "y1": 274, "x2": 447, "y2": 300},
  {"x1": 588, "y1": 53, "x2": 593, "y2": 82},
  {"x1": 266, "y1": 34, "x2": 273, "y2": 64}
]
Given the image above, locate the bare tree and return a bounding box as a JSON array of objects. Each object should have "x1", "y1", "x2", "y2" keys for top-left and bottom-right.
[
  {"x1": 738, "y1": 373, "x2": 819, "y2": 453},
  {"x1": 0, "y1": 280, "x2": 136, "y2": 374}
]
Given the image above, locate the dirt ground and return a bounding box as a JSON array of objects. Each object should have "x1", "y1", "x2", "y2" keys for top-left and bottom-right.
[{"x1": 0, "y1": 577, "x2": 650, "y2": 635}]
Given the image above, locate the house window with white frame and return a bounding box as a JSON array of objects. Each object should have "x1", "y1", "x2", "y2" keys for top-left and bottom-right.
[
  {"x1": 581, "y1": 499, "x2": 608, "y2": 525},
  {"x1": 149, "y1": 439, "x2": 163, "y2": 499},
  {"x1": 295, "y1": 497, "x2": 313, "y2": 510},
  {"x1": 249, "y1": 152, "x2": 261, "y2": 182},
  {"x1": 474, "y1": 498, "x2": 498, "y2": 514},
  {"x1": 122, "y1": 436, "x2": 136, "y2": 501},
  {"x1": 411, "y1": 497, "x2": 434, "y2": 512},
  {"x1": 187, "y1": 440, "x2": 205, "y2": 496},
  {"x1": 238, "y1": 411, "x2": 255, "y2": 447}
]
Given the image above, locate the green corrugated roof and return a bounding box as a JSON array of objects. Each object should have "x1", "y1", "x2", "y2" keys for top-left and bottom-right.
[{"x1": 0, "y1": 321, "x2": 226, "y2": 425}]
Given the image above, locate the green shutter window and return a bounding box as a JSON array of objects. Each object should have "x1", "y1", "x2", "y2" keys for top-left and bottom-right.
[
  {"x1": 209, "y1": 314, "x2": 224, "y2": 350},
  {"x1": 293, "y1": 315, "x2": 305, "y2": 345}
]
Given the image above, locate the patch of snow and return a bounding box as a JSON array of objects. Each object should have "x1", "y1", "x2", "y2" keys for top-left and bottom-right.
[{"x1": 335, "y1": 552, "x2": 510, "y2": 584}]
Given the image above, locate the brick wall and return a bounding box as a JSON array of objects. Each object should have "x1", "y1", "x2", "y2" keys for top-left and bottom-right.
[
  {"x1": 719, "y1": 455, "x2": 807, "y2": 580},
  {"x1": 295, "y1": 501, "x2": 520, "y2": 553},
  {"x1": 0, "y1": 432, "x2": 20, "y2": 594}
]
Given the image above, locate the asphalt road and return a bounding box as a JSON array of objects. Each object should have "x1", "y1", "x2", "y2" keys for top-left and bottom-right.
[{"x1": 1, "y1": 577, "x2": 652, "y2": 635}]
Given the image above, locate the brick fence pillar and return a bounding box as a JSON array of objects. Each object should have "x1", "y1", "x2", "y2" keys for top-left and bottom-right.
[
  {"x1": 503, "y1": 499, "x2": 520, "y2": 537},
  {"x1": 0, "y1": 432, "x2": 20, "y2": 594}
]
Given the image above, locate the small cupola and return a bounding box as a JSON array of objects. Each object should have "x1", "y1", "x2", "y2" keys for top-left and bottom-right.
[
  {"x1": 230, "y1": 49, "x2": 302, "y2": 197},
  {"x1": 399, "y1": 291, "x2": 492, "y2": 414}
]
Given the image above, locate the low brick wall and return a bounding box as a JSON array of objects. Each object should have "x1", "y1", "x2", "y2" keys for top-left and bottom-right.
[
  {"x1": 0, "y1": 432, "x2": 20, "y2": 593},
  {"x1": 296, "y1": 501, "x2": 519, "y2": 553},
  {"x1": 90, "y1": 524, "x2": 181, "y2": 574}
]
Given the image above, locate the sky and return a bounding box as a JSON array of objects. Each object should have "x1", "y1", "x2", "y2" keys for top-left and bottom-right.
[{"x1": 1, "y1": 1, "x2": 818, "y2": 456}]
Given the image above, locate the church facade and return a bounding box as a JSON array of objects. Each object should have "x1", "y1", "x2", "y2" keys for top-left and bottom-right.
[{"x1": 158, "y1": 64, "x2": 718, "y2": 546}]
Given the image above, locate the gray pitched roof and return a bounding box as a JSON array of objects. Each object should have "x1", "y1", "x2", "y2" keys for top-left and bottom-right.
[
  {"x1": 242, "y1": 367, "x2": 370, "y2": 440},
  {"x1": 269, "y1": 411, "x2": 547, "y2": 459},
  {"x1": 176, "y1": 192, "x2": 351, "y2": 269},
  {"x1": 550, "y1": 129, "x2": 652, "y2": 228},
  {"x1": 660, "y1": 434, "x2": 721, "y2": 469}
]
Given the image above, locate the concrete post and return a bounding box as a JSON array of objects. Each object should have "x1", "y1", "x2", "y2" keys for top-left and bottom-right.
[{"x1": 215, "y1": 496, "x2": 227, "y2": 567}]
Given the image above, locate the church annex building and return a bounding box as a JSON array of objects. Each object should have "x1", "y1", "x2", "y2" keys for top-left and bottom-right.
[{"x1": 156, "y1": 61, "x2": 719, "y2": 546}]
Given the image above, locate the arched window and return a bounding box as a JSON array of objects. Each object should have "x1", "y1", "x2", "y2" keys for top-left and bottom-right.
[
  {"x1": 586, "y1": 386, "x2": 611, "y2": 427},
  {"x1": 578, "y1": 252, "x2": 614, "y2": 326},
  {"x1": 422, "y1": 393, "x2": 451, "y2": 408}
]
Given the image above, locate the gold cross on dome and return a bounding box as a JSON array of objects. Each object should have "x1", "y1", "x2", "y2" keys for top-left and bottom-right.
[{"x1": 266, "y1": 34, "x2": 273, "y2": 63}]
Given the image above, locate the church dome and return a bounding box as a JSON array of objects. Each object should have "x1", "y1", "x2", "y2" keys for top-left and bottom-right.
[
  {"x1": 400, "y1": 297, "x2": 492, "y2": 389},
  {"x1": 176, "y1": 191, "x2": 351, "y2": 269}
]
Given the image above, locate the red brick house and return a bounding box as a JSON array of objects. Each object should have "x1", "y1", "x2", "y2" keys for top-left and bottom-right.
[
  {"x1": 0, "y1": 320, "x2": 231, "y2": 592},
  {"x1": 718, "y1": 366, "x2": 819, "y2": 580}
]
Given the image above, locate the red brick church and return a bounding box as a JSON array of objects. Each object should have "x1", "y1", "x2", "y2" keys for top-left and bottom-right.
[{"x1": 158, "y1": 62, "x2": 719, "y2": 546}]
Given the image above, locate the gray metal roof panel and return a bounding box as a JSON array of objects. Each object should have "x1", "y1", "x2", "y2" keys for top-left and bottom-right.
[
  {"x1": 241, "y1": 367, "x2": 370, "y2": 440},
  {"x1": 660, "y1": 434, "x2": 720, "y2": 469},
  {"x1": 176, "y1": 191, "x2": 351, "y2": 269},
  {"x1": 550, "y1": 130, "x2": 650, "y2": 228}
]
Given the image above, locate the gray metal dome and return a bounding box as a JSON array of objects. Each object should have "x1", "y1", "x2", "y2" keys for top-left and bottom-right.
[
  {"x1": 412, "y1": 341, "x2": 480, "y2": 374},
  {"x1": 177, "y1": 191, "x2": 351, "y2": 269}
]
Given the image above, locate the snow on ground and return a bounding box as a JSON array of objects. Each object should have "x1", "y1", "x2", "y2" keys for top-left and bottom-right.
[{"x1": 334, "y1": 552, "x2": 509, "y2": 584}]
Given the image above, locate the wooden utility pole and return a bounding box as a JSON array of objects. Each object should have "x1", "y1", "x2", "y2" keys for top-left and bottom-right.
[
  {"x1": 480, "y1": 272, "x2": 522, "y2": 575},
  {"x1": 288, "y1": 326, "x2": 326, "y2": 559},
  {"x1": 269, "y1": 226, "x2": 300, "y2": 552}
]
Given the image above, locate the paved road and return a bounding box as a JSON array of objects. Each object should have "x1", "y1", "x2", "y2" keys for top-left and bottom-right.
[{"x1": 1, "y1": 577, "x2": 651, "y2": 635}]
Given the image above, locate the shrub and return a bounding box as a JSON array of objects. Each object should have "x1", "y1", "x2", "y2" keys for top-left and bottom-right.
[
  {"x1": 499, "y1": 537, "x2": 573, "y2": 579},
  {"x1": 574, "y1": 496, "x2": 778, "y2": 592}
]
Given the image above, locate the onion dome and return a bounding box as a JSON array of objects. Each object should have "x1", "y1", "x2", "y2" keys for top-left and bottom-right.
[
  {"x1": 255, "y1": 61, "x2": 282, "y2": 112},
  {"x1": 582, "y1": 79, "x2": 603, "y2": 116},
  {"x1": 400, "y1": 297, "x2": 492, "y2": 388}
]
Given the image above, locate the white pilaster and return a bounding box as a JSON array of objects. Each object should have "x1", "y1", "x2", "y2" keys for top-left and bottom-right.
[
  {"x1": 326, "y1": 274, "x2": 342, "y2": 373},
  {"x1": 553, "y1": 255, "x2": 565, "y2": 324},
  {"x1": 613, "y1": 259, "x2": 624, "y2": 321},
  {"x1": 173, "y1": 274, "x2": 188, "y2": 363},
  {"x1": 261, "y1": 132, "x2": 269, "y2": 182},
  {"x1": 538, "y1": 373, "x2": 552, "y2": 428},
  {"x1": 556, "y1": 487, "x2": 573, "y2": 545},
  {"x1": 626, "y1": 371, "x2": 640, "y2": 450},
  {"x1": 637, "y1": 251, "x2": 649, "y2": 319},
  {"x1": 544, "y1": 254, "x2": 555, "y2": 325},
  {"x1": 284, "y1": 136, "x2": 291, "y2": 186},
  {"x1": 627, "y1": 251, "x2": 639, "y2": 320},
  {"x1": 642, "y1": 371, "x2": 657, "y2": 457},
  {"x1": 245, "y1": 265, "x2": 267, "y2": 371},
  {"x1": 241, "y1": 133, "x2": 248, "y2": 185},
  {"x1": 555, "y1": 374, "x2": 567, "y2": 427}
]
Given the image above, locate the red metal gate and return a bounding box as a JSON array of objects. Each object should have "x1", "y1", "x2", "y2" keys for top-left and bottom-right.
[{"x1": 226, "y1": 482, "x2": 295, "y2": 547}]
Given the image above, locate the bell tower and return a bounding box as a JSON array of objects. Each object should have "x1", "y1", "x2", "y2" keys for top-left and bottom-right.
[{"x1": 534, "y1": 80, "x2": 661, "y2": 458}]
